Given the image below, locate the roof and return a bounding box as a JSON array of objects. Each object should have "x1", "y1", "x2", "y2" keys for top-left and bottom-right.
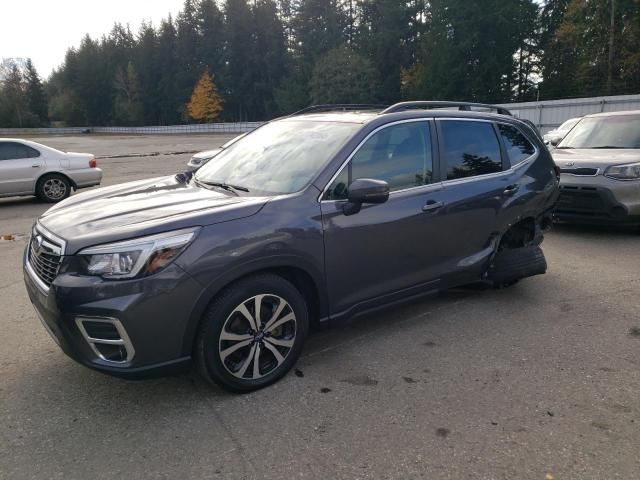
[
  {"x1": 585, "y1": 109, "x2": 640, "y2": 118},
  {"x1": 280, "y1": 112, "x2": 380, "y2": 124}
]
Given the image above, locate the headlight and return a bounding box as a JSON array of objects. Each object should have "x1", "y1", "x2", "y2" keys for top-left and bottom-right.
[
  {"x1": 78, "y1": 228, "x2": 198, "y2": 279},
  {"x1": 604, "y1": 162, "x2": 640, "y2": 180}
]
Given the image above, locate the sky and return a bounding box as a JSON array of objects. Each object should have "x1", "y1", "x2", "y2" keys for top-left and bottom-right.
[{"x1": 0, "y1": 0, "x2": 183, "y2": 79}]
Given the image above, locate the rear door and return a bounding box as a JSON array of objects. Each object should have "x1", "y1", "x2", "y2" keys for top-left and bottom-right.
[
  {"x1": 0, "y1": 142, "x2": 43, "y2": 195},
  {"x1": 432, "y1": 119, "x2": 514, "y2": 278}
]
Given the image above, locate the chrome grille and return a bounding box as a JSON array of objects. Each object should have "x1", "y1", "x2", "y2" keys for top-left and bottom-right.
[{"x1": 28, "y1": 230, "x2": 62, "y2": 287}]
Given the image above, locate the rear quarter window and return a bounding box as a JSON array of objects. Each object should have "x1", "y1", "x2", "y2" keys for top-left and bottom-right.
[{"x1": 498, "y1": 124, "x2": 535, "y2": 166}]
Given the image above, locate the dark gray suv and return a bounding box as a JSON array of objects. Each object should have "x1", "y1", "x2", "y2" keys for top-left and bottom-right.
[{"x1": 24, "y1": 102, "x2": 559, "y2": 392}]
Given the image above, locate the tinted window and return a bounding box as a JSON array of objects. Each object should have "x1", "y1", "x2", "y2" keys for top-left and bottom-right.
[
  {"x1": 498, "y1": 124, "x2": 535, "y2": 166},
  {"x1": 0, "y1": 142, "x2": 40, "y2": 160},
  {"x1": 440, "y1": 121, "x2": 502, "y2": 180},
  {"x1": 325, "y1": 121, "x2": 432, "y2": 200}
]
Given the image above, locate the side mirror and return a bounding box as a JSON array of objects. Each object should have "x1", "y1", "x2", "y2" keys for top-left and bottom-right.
[
  {"x1": 343, "y1": 178, "x2": 390, "y2": 216},
  {"x1": 549, "y1": 136, "x2": 562, "y2": 147}
]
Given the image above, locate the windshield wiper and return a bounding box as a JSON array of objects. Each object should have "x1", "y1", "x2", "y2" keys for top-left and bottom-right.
[
  {"x1": 589, "y1": 146, "x2": 626, "y2": 149},
  {"x1": 554, "y1": 146, "x2": 574, "y2": 149},
  {"x1": 196, "y1": 179, "x2": 250, "y2": 194}
]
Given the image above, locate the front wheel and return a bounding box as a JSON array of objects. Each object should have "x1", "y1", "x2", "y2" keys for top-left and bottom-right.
[{"x1": 196, "y1": 274, "x2": 309, "y2": 393}]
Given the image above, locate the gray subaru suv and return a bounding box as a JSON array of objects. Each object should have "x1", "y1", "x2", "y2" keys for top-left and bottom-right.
[{"x1": 24, "y1": 102, "x2": 559, "y2": 392}]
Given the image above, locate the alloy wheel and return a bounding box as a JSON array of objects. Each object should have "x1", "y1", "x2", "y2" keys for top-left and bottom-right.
[
  {"x1": 218, "y1": 294, "x2": 297, "y2": 380},
  {"x1": 43, "y1": 178, "x2": 67, "y2": 200}
]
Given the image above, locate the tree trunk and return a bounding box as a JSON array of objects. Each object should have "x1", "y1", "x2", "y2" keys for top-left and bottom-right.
[{"x1": 607, "y1": 0, "x2": 615, "y2": 95}]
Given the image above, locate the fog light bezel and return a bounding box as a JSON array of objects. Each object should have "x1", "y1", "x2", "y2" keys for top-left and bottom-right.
[{"x1": 75, "y1": 316, "x2": 135, "y2": 364}]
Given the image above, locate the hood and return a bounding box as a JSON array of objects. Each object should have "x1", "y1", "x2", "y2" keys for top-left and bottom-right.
[
  {"x1": 192, "y1": 148, "x2": 222, "y2": 160},
  {"x1": 552, "y1": 148, "x2": 640, "y2": 169},
  {"x1": 39, "y1": 175, "x2": 269, "y2": 253}
]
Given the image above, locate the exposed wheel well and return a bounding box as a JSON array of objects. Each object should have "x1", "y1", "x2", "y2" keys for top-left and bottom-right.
[
  {"x1": 498, "y1": 217, "x2": 536, "y2": 251},
  {"x1": 36, "y1": 172, "x2": 77, "y2": 191}
]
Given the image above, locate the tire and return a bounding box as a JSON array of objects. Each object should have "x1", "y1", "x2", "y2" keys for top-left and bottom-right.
[
  {"x1": 196, "y1": 273, "x2": 309, "y2": 393},
  {"x1": 36, "y1": 174, "x2": 72, "y2": 203},
  {"x1": 487, "y1": 245, "x2": 547, "y2": 288}
]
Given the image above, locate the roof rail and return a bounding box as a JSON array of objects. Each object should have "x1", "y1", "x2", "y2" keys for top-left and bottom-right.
[
  {"x1": 290, "y1": 104, "x2": 388, "y2": 116},
  {"x1": 381, "y1": 101, "x2": 513, "y2": 116}
]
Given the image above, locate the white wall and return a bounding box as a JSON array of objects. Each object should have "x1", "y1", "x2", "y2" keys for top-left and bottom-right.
[{"x1": 498, "y1": 94, "x2": 640, "y2": 134}]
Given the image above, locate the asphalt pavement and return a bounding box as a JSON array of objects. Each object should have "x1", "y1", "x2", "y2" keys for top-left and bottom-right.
[{"x1": 1, "y1": 135, "x2": 639, "y2": 480}]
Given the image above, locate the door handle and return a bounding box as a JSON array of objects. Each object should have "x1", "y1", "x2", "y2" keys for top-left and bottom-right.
[
  {"x1": 31, "y1": 164, "x2": 42, "y2": 168},
  {"x1": 422, "y1": 200, "x2": 444, "y2": 212},
  {"x1": 503, "y1": 184, "x2": 519, "y2": 195}
]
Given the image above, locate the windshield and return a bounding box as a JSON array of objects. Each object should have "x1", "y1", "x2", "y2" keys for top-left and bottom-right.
[
  {"x1": 195, "y1": 120, "x2": 361, "y2": 195},
  {"x1": 559, "y1": 115, "x2": 640, "y2": 149},
  {"x1": 558, "y1": 118, "x2": 579, "y2": 132}
]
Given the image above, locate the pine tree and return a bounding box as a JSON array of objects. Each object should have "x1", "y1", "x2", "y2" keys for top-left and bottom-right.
[
  {"x1": 157, "y1": 16, "x2": 181, "y2": 124},
  {"x1": 309, "y1": 46, "x2": 381, "y2": 103},
  {"x1": 251, "y1": 0, "x2": 288, "y2": 119},
  {"x1": 113, "y1": 62, "x2": 144, "y2": 125},
  {"x1": 187, "y1": 70, "x2": 224, "y2": 122},
  {"x1": 357, "y1": 0, "x2": 411, "y2": 103},
  {"x1": 224, "y1": 0, "x2": 255, "y2": 121},
  {"x1": 0, "y1": 60, "x2": 28, "y2": 127},
  {"x1": 24, "y1": 59, "x2": 49, "y2": 126}
]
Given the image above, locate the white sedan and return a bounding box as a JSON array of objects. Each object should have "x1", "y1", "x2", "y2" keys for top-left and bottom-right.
[{"x1": 0, "y1": 139, "x2": 102, "y2": 202}]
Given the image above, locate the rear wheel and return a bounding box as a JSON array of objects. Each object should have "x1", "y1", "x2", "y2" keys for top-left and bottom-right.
[
  {"x1": 36, "y1": 174, "x2": 71, "y2": 203},
  {"x1": 196, "y1": 273, "x2": 309, "y2": 393}
]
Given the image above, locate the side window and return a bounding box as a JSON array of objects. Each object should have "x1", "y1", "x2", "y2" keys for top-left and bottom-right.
[
  {"x1": 0, "y1": 142, "x2": 37, "y2": 160},
  {"x1": 498, "y1": 124, "x2": 535, "y2": 166},
  {"x1": 325, "y1": 121, "x2": 433, "y2": 200},
  {"x1": 0, "y1": 143, "x2": 14, "y2": 161},
  {"x1": 440, "y1": 120, "x2": 502, "y2": 180},
  {"x1": 24, "y1": 145, "x2": 41, "y2": 158}
]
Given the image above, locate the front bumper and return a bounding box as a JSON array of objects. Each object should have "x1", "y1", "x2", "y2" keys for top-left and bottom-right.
[
  {"x1": 554, "y1": 174, "x2": 640, "y2": 225},
  {"x1": 23, "y1": 246, "x2": 203, "y2": 379}
]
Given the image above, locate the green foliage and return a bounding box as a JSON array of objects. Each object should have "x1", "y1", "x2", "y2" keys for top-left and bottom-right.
[
  {"x1": 405, "y1": 0, "x2": 540, "y2": 103},
  {"x1": 309, "y1": 46, "x2": 382, "y2": 103},
  {"x1": 540, "y1": 0, "x2": 640, "y2": 99},
  {"x1": 1, "y1": 0, "x2": 639, "y2": 128},
  {"x1": 113, "y1": 62, "x2": 144, "y2": 125},
  {"x1": 0, "y1": 58, "x2": 48, "y2": 127},
  {"x1": 25, "y1": 59, "x2": 49, "y2": 125}
]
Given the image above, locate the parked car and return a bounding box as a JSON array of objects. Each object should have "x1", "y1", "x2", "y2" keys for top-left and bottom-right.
[
  {"x1": 543, "y1": 117, "x2": 581, "y2": 146},
  {"x1": 0, "y1": 139, "x2": 101, "y2": 202},
  {"x1": 24, "y1": 101, "x2": 559, "y2": 392},
  {"x1": 187, "y1": 134, "x2": 247, "y2": 171},
  {"x1": 553, "y1": 110, "x2": 640, "y2": 226}
]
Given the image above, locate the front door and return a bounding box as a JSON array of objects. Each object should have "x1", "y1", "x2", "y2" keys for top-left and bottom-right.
[{"x1": 320, "y1": 120, "x2": 449, "y2": 316}]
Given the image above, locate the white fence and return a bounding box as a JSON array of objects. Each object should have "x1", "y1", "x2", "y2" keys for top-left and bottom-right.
[
  {"x1": 499, "y1": 94, "x2": 640, "y2": 134},
  {"x1": 0, "y1": 122, "x2": 263, "y2": 136},
  {"x1": 2, "y1": 94, "x2": 639, "y2": 136}
]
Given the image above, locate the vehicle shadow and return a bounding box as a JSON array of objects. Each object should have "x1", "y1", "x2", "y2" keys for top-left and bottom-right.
[
  {"x1": 0, "y1": 195, "x2": 40, "y2": 208},
  {"x1": 7, "y1": 287, "x2": 484, "y2": 410}
]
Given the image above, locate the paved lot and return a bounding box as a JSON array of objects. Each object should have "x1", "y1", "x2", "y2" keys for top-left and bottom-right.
[{"x1": 1, "y1": 135, "x2": 639, "y2": 480}]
